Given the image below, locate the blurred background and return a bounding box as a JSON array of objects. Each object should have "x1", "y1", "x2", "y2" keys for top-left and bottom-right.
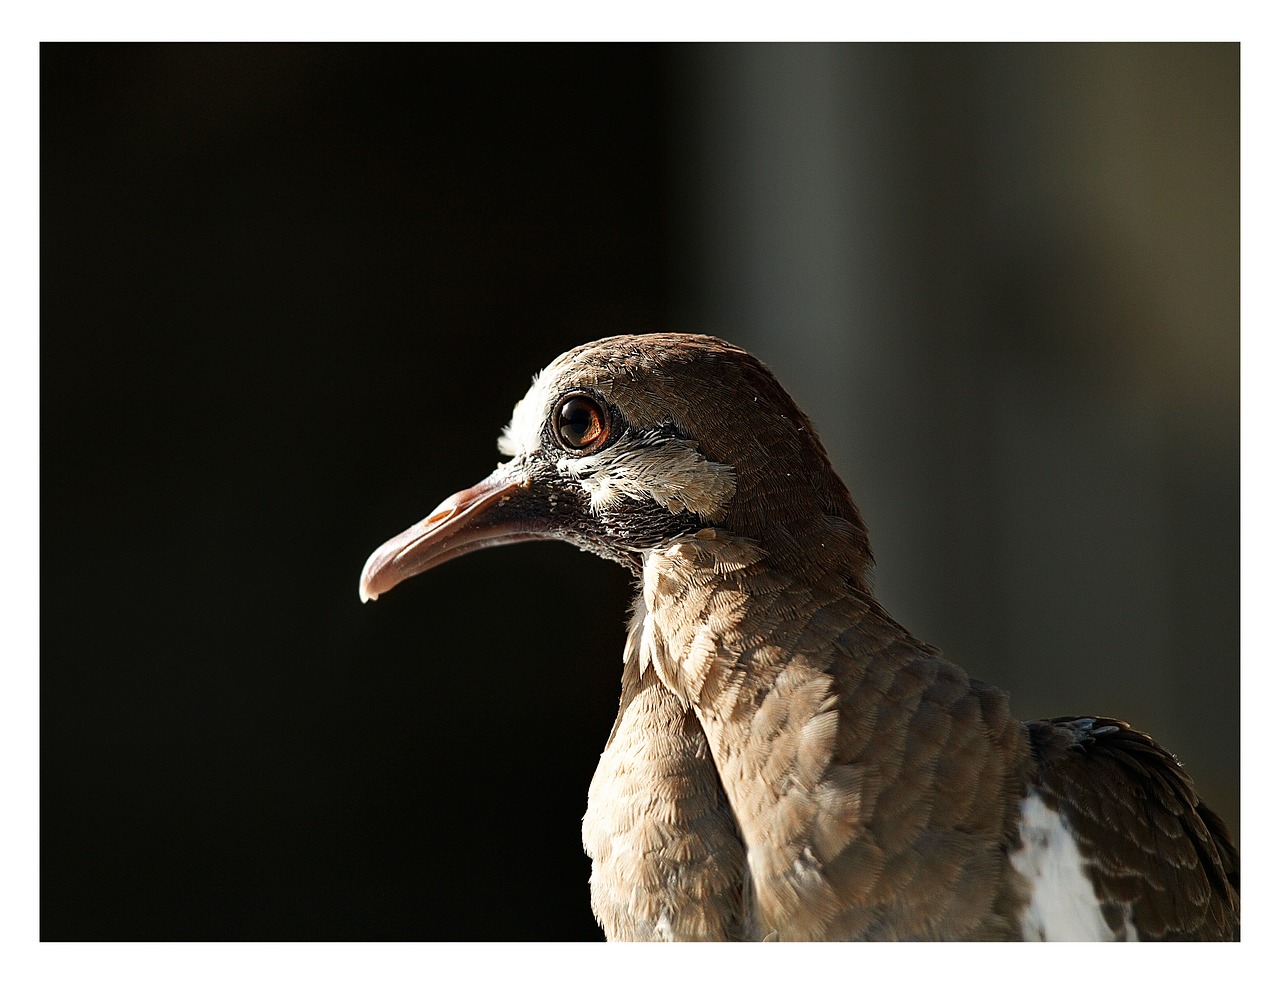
[{"x1": 41, "y1": 43, "x2": 1239, "y2": 940}]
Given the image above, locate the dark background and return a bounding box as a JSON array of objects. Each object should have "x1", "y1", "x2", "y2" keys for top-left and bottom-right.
[{"x1": 41, "y1": 43, "x2": 1239, "y2": 941}]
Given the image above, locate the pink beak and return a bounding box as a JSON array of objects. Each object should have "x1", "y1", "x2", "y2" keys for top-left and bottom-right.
[{"x1": 359, "y1": 469, "x2": 544, "y2": 602}]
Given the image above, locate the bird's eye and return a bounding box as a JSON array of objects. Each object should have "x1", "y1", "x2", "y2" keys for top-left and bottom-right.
[{"x1": 554, "y1": 394, "x2": 610, "y2": 453}]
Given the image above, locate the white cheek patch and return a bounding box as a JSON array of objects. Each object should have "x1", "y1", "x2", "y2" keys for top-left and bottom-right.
[
  {"x1": 560, "y1": 435, "x2": 736, "y2": 522},
  {"x1": 497, "y1": 370, "x2": 555, "y2": 459},
  {"x1": 497, "y1": 372, "x2": 736, "y2": 523}
]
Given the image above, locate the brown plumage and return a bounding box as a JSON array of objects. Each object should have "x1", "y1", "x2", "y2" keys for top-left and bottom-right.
[{"x1": 359, "y1": 333, "x2": 1239, "y2": 941}]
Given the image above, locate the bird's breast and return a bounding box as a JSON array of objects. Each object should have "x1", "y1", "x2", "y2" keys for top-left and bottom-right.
[
  {"x1": 635, "y1": 534, "x2": 1033, "y2": 940},
  {"x1": 582, "y1": 653, "x2": 746, "y2": 940}
]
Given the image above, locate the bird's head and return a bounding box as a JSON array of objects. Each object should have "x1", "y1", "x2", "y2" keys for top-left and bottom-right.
[{"x1": 359, "y1": 333, "x2": 872, "y2": 602}]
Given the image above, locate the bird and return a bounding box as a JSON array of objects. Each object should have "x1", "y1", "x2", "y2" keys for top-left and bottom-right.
[{"x1": 358, "y1": 332, "x2": 1239, "y2": 941}]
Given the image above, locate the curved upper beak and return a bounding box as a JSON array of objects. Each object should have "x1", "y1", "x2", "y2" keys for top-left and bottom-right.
[{"x1": 359, "y1": 467, "x2": 545, "y2": 602}]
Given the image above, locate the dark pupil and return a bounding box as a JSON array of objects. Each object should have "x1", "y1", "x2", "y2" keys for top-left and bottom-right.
[{"x1": 560, "y1": 399, "x2": 598, "y2": 447}]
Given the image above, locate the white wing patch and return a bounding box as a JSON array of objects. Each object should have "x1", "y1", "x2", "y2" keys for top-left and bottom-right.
[{"x1": 1009, "y1": 792, "x2": 1136, "y2": 941}]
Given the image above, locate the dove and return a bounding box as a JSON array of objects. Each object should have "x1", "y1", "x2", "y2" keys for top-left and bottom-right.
[{"x1": 360, "y1": 333, "x2": 1238, "y2": 941}]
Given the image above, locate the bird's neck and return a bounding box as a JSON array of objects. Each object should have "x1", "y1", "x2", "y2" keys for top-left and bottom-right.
[{"x1": 632, "y1": 530, "x2": 910, "y2": 728}]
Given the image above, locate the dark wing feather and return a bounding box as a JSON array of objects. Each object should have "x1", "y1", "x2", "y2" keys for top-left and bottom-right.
[{"x1": 1027, "y1": 716, "x2": 1239, "y2": 941}]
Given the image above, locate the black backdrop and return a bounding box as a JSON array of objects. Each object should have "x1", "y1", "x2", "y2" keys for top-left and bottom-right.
[
  {"x1": 42, "y1": 43, "x2": 671, "y2": 940},
  {"x1": 41, "y1": 43, "x2": 1240, "y2": 942}
]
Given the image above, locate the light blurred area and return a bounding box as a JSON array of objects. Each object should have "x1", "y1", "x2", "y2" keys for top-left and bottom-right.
[{"x1": 667, "y1": 44, "x2": 1239, "y2": 835}]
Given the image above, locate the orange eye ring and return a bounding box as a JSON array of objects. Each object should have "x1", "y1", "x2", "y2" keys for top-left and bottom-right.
[{"x1": 554, "y1": 393, "x2": 611, "y2": 453}]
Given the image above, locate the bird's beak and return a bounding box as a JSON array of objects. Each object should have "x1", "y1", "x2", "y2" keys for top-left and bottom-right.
[{"x1": 359, "y1": 468, "x2": 544, "y2": 603}]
